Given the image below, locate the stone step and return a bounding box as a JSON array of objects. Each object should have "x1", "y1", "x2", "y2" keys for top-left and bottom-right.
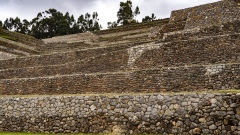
[
  {"x1": 162, "y1": 20, "x2": 240, "y2": 42},
  {"x1": 0, "y1": 51, "x2": 18, "y2": 60},
  {"x1": 0, "y1": 41, "x2": 147, "y2": 70},
  {"x1": 132, "y1": 33, "x2": 240, "y2": 69},
  {"x1": 0, "y1": 62, "x2": 239, "y2": 95},
  {"x1": 0, "y1": 37, "x2": 41, "y2": 55},
  {"x1": 0, "y1": 33, "x2": 239, "y2": 79},
  {"x1": 0, "y1": 49, "x2": 129, "y2": 79},
  {"x1": 93, "y1": 18, "x2": 169, "y2": 35},
  {"x1": 39, "y1": 41, "x2": 101, "y2": 53},
  {"x1": 42, "y1": 31, "x2": 99, "y2": 44},
  {"x1": 0, "y1": 45, "x2": 30, "y2": 57},
  {"x1": 0, "y1": 29, "x2": 44, "y2": 48}
]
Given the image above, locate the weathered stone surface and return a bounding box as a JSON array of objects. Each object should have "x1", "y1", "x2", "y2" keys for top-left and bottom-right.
[
  {"x1": 0, "y1": 0, "x2": 239, "y2": 134},
  {"x1": 0, "y1": 93, "x2": 239, "y2": 134}
]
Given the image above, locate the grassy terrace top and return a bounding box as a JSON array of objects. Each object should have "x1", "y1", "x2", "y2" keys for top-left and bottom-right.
[
  {"x1": 1, "y1": 90, "x2": 239, "y2": 98},
  {"x1": 92, "y1": 18, "x2": 169, "y2": 35},
  {"x1": 0, "y1": 28, "x2": 44, "y2": 48}
]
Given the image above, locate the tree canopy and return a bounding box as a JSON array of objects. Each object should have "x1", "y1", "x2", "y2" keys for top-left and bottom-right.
[
  {"x1": 109, "y1": 0, "x2": 157, "y2": 27},
  {"x1": 1, "y1": 8, "x2": 101, "y2": 39},
  {"x1": 0, "y1": 20, "x2": 2, "y2": 29},
  {"x1": 142, "y1": 13, "x2": 157, "y2": 22},
  {"x1": 117, "y1": 0, "x2": 140, "y2": 25}
]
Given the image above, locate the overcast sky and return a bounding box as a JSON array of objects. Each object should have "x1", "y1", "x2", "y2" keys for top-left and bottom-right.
[{"x1": 0, "y1": 0, "x2": 220, "y2": 29}]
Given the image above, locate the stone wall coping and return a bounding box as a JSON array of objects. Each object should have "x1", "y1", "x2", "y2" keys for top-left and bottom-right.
[{"x1": 0, "y1": 91, "x2": 239, "y2": 99}]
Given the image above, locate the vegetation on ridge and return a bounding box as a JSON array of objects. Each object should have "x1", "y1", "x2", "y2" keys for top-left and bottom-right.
[
  {"x1": 0, "y1": 0, "x2": 158, "y2": 39},
  {"x1": 1, "y1": 9, "x2": 101, "y2": 39},
  {"x1": 0, "y1": 132, "x2": 153, "y2": 135}
]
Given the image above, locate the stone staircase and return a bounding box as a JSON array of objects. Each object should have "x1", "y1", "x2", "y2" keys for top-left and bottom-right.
[{"x1": 0, "y1": 0, "x2": 239, "y2": 95}]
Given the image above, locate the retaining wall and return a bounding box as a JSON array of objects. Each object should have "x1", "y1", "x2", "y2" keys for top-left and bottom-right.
[
  {"x1": 170, "y1": 0, "x2": 240, "y2": 29},
  {"x1": 0, "y1": 93, "x2": 239, "y2": 134},
  {"x1": 163, "y1": 20, "x2": 240, "y2": 42},
  {"x1": 0, "y1": 51, "x2": 17, "y2": 60},
  {"x1": 0, "y1": 63, "x2": 240, "y2": 95},
  {"x1": 133, "y1": 34, "x2": 240, "y2": 69},
  {"x1": 185, "y1": 0, "x2": 240, "y2": 29},
  {"x1": 42, "y1": 32, "x2": 99, "y2": 44},
  {"x1": 93, "y1": 19, "x2": 169, "y2": 35},
  {"x1": 0, "y1": 49, "x2": 129, "y2": 79},
  {"x1": 0, "y1": 33, "x2": 239, "y2": 80},
  {"x1": 39, "y1": 42, "x2": 100, "y2": 52},
  {"x1": 0, "y1": 42, "x2": 140, "y2": 70},
  {"x1": 0, "y1": 29, "x2": 43, "y2": 48}
]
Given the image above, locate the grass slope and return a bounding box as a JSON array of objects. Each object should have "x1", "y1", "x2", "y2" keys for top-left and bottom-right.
[
  {"x1": 0, "y1": 133, "x2": 90, "y2": 135},
  {"x1": 0, "y1": 132, "x2": 152, "y2": 135}
]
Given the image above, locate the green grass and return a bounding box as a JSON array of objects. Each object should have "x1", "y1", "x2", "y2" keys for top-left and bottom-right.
[
  {"x1": 0, "y1": 35, "x2": 19, "y2": 42},
  {"x1": 0, "y1": 132, "x2": 152, "y2": 135},
  {"x1": 0, "y1": 133, "x2": 93, "y2": 135}
]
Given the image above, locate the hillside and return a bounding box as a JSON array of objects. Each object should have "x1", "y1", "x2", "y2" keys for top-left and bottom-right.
[{"x1": 0, "y1": 0, "x2": 239, "y2": 134}]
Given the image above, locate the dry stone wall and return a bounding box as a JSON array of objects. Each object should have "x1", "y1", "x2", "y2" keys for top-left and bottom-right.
[
  {"x1": 0, "y1": 63, "x2": 240, "y2": 95},
  {"x1": 0, "y1": 33, "x2": 239, "y2": 93},
  {"x1": 0, "y1": 32, "x2": 239, "y2": 80},
  {"x1": 163, "y1": 20, "x2": 240, "y2": 42},
  {"x1": 0, "y1": 29, "x2": 43, "y2": 48},
  {"x1": 42, "y1": 32, "x2": 99, "y2": 44},
  {"x1": 170, "y1": 0, "x2": 240, "y2": 29},
  {"x1": 0, "y1": 37, "x2": 39, "y2": 55},
  {"x1": 0, "y1": 93, "x2": 239, "y2": 134},
  {"x1": 93, "y1": 19, "x2": 169, "y2": 35},
  {"x1": 0, "y1": 49, "x2": 129, "y2": 79},
  {"x1": 185, "y1": 0, "x2": 240, "y2": 29},
  {"x1": 0, "y1": 42, "x2": 139, "y2": 70},
  {"x1": 132, "y1": 33, "x2": 240, "y2": 69},
  {"x1": 0, "y1": 46, "x2": 29, "y2": 58},
  {"x1": 0, "y1": 52, "x2": 17, "y2": 60}
]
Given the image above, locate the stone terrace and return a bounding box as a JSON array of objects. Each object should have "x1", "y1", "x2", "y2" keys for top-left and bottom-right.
[
  {"x1": 0, "y1": 0, "x2": 240, "y2": 134},
  {"x1": 0, "y1": 0, "x2": 239, "y2": 95},
  {"x1": 0, "y1": 29, "x2": 43, "y2": 59}
]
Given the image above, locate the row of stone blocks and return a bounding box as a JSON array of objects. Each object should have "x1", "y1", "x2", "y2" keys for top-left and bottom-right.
[
  {"x1": 0, "y1": 34, "x2": 239, "y2": 95},
  {"x1": 163, "y1": 20, "x2": 240, "y2": 42},
  {"x1": 0, "y1": 42, "x2": 142, "y2": 70},
  {"x1": 0, "y1": 37, "x2": 40, "y2": 55},
  {"x1": 92, "y1": 18, "x2": 169, "y2": 35},
  {"x1": 0, "y1": 29, "x2": 43, "y2": 48},
  {"x1": 0, "y1": 93, "x2": 239, "y2": 134},
  {"x1": 170, "y1": 0, "x2": 240, "y2": 29},
  {"x1": 0, "y1": 33, "x2": 239, "y2": 79},
  {"x1": 0, "y1": 63, "x2": 239, "y2": 95}
]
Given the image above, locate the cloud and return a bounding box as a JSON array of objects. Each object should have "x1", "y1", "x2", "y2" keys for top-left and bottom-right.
[{"x1": 0, "y1": 0, "x2": 220, "y2": 29}]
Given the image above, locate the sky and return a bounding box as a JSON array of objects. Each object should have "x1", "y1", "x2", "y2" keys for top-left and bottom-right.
[{"x1": 0, "y1": 0, "x2": 220, "y2": 29}]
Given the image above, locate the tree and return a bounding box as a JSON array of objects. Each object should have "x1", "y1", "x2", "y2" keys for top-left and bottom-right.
[
  {"x1": 0, "y1": 20, "x2": 2, "y2": 28},
  {"x1": 0, "y1": 8, "x2": 102, "y2": 39},
  {"x1": 117, "y1": 0, "x2": 134, "y2": 25},
  {"x1": 0, "y1": 21, "x2": 2, "y2": 36},
  {"x1": 134, "y1": 6, "x2": 140, "y2": 21},
  {"x1": 107, "y1": 21, "x2": 118, "y2": 28},
  {"x1": 3, "y1": 18, "x2": 14, "y2": 30},
  {"x1": 20, "y1": 19, "x2": 30, "y2": 34},
  {"x1": 142, "y1": 13, "x2": 156, "y2": 22},
  {"x1": 77, "y1": 12, "x2": 101, "y2": 32}
]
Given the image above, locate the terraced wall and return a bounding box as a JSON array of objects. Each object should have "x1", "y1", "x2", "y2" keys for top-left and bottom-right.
[
  {"x1": 133, "y1": 34, "x2": 240, "y2": 69},
  {"x1": 170, "y1": 0, "x2": 240, "y2": 29},
  {"x1": 163, "y1": 20, "x2": 240, "y2": 42},
  {"x1": 0, "y1": 93, "x2": 239, "y2": 134},
  {"x1": 0, "y1": 63, "x2": 240, "y2": 95},
  {"x1": 0, "y1": 29, "x2": 43, "y2": 48},
  {"x1": 93, "y1": 18, "x2": 169, "y2": 35},
  {"x1": 0, "y1": 42, "x2": 141, "y2": 70}
]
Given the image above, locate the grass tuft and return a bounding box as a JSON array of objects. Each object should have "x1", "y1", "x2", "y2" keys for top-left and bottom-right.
[{"x1": 0, "y1": 35, "x2": 19, "y2": 42}]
